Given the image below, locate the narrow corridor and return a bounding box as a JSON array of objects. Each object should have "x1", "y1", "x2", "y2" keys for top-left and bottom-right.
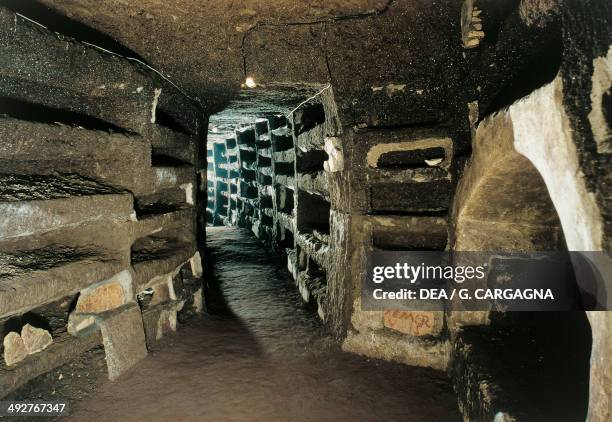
[{"x1": 67, "y1": 228, "x2": 461, "y2": 421}]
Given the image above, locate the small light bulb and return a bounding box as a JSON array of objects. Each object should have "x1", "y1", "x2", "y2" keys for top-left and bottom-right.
[{"x1": 244, "y1": 77, "x2": 256, "y2": 88}]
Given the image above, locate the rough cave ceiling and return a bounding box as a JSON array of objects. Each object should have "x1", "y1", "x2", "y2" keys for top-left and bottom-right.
[
  {"x1": 3, "y1": 0, "x2": 465, "y2": 137},
  {"x1": 34, "y1": 0, "x2": 392, "y2": 105}
]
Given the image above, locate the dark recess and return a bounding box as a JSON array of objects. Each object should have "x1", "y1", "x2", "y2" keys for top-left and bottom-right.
[
  {"x1": 0, "y1": 97, "x2": 134, "y2": 135},
  {"x1": 603, "y1": 91, "x2": 612, "y2": 130},
  {"x1": 297, "y1": 190, "x2": 330, "y2": 234},
  {"x1": 479, "y1": 15, "x2": 563, "y2": 118},
  {"x1": 151, "y1": 154, "x2": 191, "y2": 167},
  {"x1": 293, "y1": 103, "x2": 326, "y2": 135},
  {"x1": 377, "y1": 147, "x2": 446, "y2": 169},
  {"x1": 156, "y1": 109, "x2": 191, "y2": 135},
  {"x1": 297, "y1": 150, "x2": 328, "y2": 173}
]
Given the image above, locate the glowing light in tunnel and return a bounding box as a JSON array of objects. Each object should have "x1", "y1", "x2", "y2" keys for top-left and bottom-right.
[{"x1": 244, "y1": 77, "x2": 257, "y2": 88}]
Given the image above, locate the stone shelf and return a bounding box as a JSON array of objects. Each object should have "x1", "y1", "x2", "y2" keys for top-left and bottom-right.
[
  {"x1": 238, "y1": 148, "x2": 257, "y2": 164},
  {"x1": 276, "y1": 211, "x2": 295, "y2": 234},
  {"x1": 273, "y1": 149, "x2": 295, "y2": 163},
  {"x1": 258, "y1": 185, "x2": 274, "y2": 198},
  {"x1": 368, "y1": 167, "x2": 452, "y2": 213},
  {"x1": 295, "y1": 124, "x2": 326, "y2": 152},
  {"x1": 0, "y1": 245, "x2": 125, "y2": 319},
  {"x1": 240, "y1": 168, "x2": 257, "y2": 181},
  {"x1": 295, "y1": 270, "x2": 326, "y2": 321},
  {"x1": 295, "y1": 231, "x2": 331, "y2": 271},
  {"x1": 134, "y1": 206, "x2": 194, "y2": 241},
  {"x1": 0, "y1": 174, "x2": 123, "y2": 203},
  {"x1": 150, "y1": 125, "x2": 195, "y2": 166},
  {"x1": 270, "y1": 127, "x2": 294, "y2": 152},
  {"x1": 0, "y1": 119, "x2": 153, "y2": 195},
  {"x1": 273, "y1": 174, "x2": 295, "y2": 189},
  {"x1": 296, "y1": 171, "x2": 329, "y2": 200},
  {"x1": 272, "y1": 161, "x2": 295, "y2": 176},
  {"x1": 0, "y1": 9, "x2": 155, "y2": 134},
  {"x1": 257, "y1": 172, "x2": 273, "y2": 186},
  {"x1": 257, "y1": 148, "x2": 272, "y2": 158},
  {"x1": 0, "y1": 175, "x2": 133, "y2": 242},
  {"x1": 369, "y1": 215, "x2": 448, "y2": 251},
  {"x1": 255, "y1": 136, "x2": 271, "y2": 149},
  {"x1": 152, "y1": 165, "x2": 194, "y2": 193},
  {"x1": 0, "y1": 328, "x2": 102, "y2": 397},
  {"x1": 131, "y1": 235, "x2": 195, "y2": 289},
  {"x1": 343, "y1": 326, "x2": 449, "y2": 371}
]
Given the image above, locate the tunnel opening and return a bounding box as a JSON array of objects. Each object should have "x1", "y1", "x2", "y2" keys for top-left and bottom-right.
[
  {"x1": 451, "y1": 119, "x2": 592, "y2": 420},
  {"x1": 0, "y1": 1, "x2": 609, "y2": 420}
]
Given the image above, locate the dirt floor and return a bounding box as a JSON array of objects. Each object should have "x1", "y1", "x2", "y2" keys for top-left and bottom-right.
[{"x1": 65, "y1": 227, "x2": 461, "y2": 421}]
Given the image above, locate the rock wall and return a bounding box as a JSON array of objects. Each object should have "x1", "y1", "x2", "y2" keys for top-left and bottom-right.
[
  {"x1": 1, "y1": 0, "x2": 609, "y2": 420},
  {"x1": 214, "y1": 1, "x2": 610, "y2": 420},
  {"x1": 0, "y1": 8, "x2": 205, "y2": 396}
]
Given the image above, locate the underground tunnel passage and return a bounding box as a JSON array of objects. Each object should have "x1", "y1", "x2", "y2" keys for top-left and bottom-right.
[{"x1": 0, "y1": 0, "x2": 610, "y2": 421}]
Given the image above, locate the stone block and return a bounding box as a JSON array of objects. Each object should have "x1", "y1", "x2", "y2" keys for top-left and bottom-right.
[
  {"x1": 97, "y1": 304, "x2": 147, "y2": 381},
  {"x1": 0, "y1": 119, "x2": 154, "y2": 196},
  {"x1": 153, "y1": 166, "x2": 195, "y2": 193},
  {"x1": 0, "y1": 176, "x2": 133, "y2": 242},
  {"x1": 142, "y1": 307, "x2": 163, "y2": 348},
  {"x1": 146, "y1": 275, "x2": 176, "y2": 307},
  {"x1": 192, "y1": 288, "x2": 203, "y2": 313},
  {"x1": 142, "y1": 303, "x2": 178, "y2": 348},
  {"x1": 190, "y1": 252, "x2": 203, "y2": 278},
  {"x1": 159, "y1": 309, "x2": 177, "y2": 335},
  {"x1": 0, "y1": 230, "x2": 129, "y2": 320},
  {"x1": 0, "y1": 328, "x2": 102, "y2": 396},
  {"x1": 287, "y1": 250, "x2": 298, "y2": 280},
  {"x1": 67, "y1": 314, "x2": 96, "y2": 335},
  {"x1": 74, "y1": 271, "x2": 133, "y2": 314},
  {"x1": 20, "y1": 324, "x2": 52, "y2": 355},
  {"x1": 3, "y1": 332, "x2": 27, "y2": 366}
]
